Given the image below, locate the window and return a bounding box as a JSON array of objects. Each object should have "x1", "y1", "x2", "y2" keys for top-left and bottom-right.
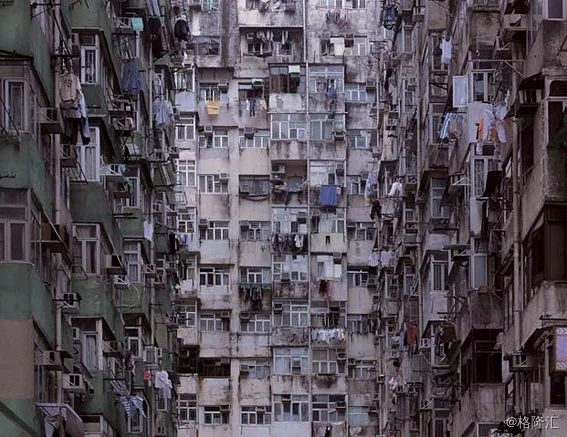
[
  {"x1": 272, "y1": 208, "x2": 308, "y2": 235},
  {"x1": 273, "y1": 347, "x2": 309, "y2": 374},
  {"x1": 178, "y1": 207, "x2": 197, "y2": 233},
  {"x1": 345, "y1": 84, "x2": 368, "y2": 102},
  {"x1": 347, "y1": 176, "x2": 367, "y2": 195},
  {"x1": 176, "y1": 303, "x2": 197, "y2": 327},
  {"x1": 198, "y1": 82, "x2": 220, "y2": 101},
  {"x1": 178, "y1": 394, "x2": 197, "y2": 422},
  {"x1": 240, "y1": 221, "x2": 270, "y2": 241},
  {"x1": 316, "y1": 212, "x2": 345, "y2": 234},
  {"x1": 470, "y1": 71, "x2": 495, "y2": 103},
  {"x1": 127, "y1": 396, "x2": 146, "y2": 433},
  {"x1": 199, "y1": 174, "x2": 228, "y2": 193},
  {"x1": 351, "y1": 37, "x2": 367, "y2": 56},
  {"x1": 348, "y1": 407, "x2": 370, "y2": 426},
  {"x1": 0, "y1": 190, "x2": 27, "y2": 262},
  {"x1": 203, "y1": 406, "x2": 229, "y2": 424},
  {"x1": 316, "y1": 255, "x2": 342, "y2": 279},
  {"x1": 75, "y1": 224, "x2": 100, "y2": 274},
  {"x1": 273, "y1": 394, "x2": 309, "y2": 422},
  {"x1": 202, "y1": 0, "x2": 219, "y2": 11},
  {"x1": 240, "y1": 129, "x2": 269, "y2": 149},
  {"x1": 80, "y1": 34, "x2": 99, "y2": 84},
  {"x1": 4, "y1": 80, "x2": 27, "y2": 132},
  {"x1": 312, "y1": 349, "x2": 344, "y2": 374},
  {"x1": 346, "y1": 130, "x2": 371, "y2": 149},
  {"x1": 241, "y1": 406, "x2": 272, "y2": 425},
  {"x1": 431, "y1": 260, "x2": 448, "y2": 292},
  {"x1": 274, "y1": 302, "x2": 308, "y2": 327},
  {"x1": 241, "y1": 267, "x2": 271, "y2": 284},
  {"x1": 239, "y1": 176, "x2": 270, "y2": 196},
  {"x1": 430, "y1": 178, "x2": 449, "y2": 218},
  {"x1": 309, "y1": 66, "x2": 344, "y2": 93},
  {"x1": 123, "y1": 174, "x2": 141, "y2": 208},
  {"x1": 78, "y1": 128, "x2": 100, "y2": 182},
  {"x1": 520, "y1": 120, "x2": 534, "y2": 175},
  {"x1": 460, "y1": 338, "x2": 502, "y2": 390},
  {"x1": 270, "y1": 66, "x2": 305, "y2": 93},
  {"x1": 200, "y1": 221, "x2": 229, "y2": 240},
  {"x1": 174, "y1": 69, "x2": 194, "y2": 91},
  {"x1": 318, "y1": 0, "x2": 342, "y2": 7},
  {"x1": 241, "y1": 313, "x2": 271, "y2": 333},
  {"x1": 199, "y1": 267, "x2": 230, "y2": 286},
  {"x1": 545, "y1": 0, "x2": 567, "y2": 19},
  {"x1": 240, "y1": 359, "x2": 271, "y2": 378},
  {"x1": 312, "y1": 395, "x2": 346, "y2": 422},
  {"x1": 402, "y1": 26, "x2": 413, "y2": 53},
  {"x1": 272, "y1": 254, "x2": 308, "y2": 281},
  {"x1": 310, "y1": 114, "x2": 334, "y2": 141},
  {"x1": 176, "y1": 116, "x2": 195, "y2": 141},
  {"x1": 348, "y1": 222, "x2": 374, "y2": 240},
  {"x1": 347, "y1": 270, "x2": 368, "y2": 287},
  {"x1": 199, "y1": 312, "x2": 230, "y2": 332},
  {"x1": 271, "y1": 114, "x2": 307, "y2": 140},
  {"x1": 124, "y1": 241, "x2": 142, "y2": 283},
  {"x1": 199, "y1": 129, "x2": 229, "y2": 148},
  {"x1": 196, "y1": 37, "x2": 220, "y2": 56},
  {"x1": 348, "y1": 360, "x2": 376, "y2": 379},
  {"x1": 352, "y1": 0, "x2": 366, "y2": 8},
  {"x1": 82, "y1": 332, "x2": 98, "y2": 370}
]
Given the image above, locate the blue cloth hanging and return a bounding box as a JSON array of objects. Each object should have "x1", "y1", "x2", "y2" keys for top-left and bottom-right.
[{"x1": 320, "y1": 185, "x2": 338, "y2": 207}]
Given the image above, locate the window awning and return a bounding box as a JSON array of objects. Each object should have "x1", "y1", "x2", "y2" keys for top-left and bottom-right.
[{"x1": 37, "y1": 403, "x2": 84, "y2": 437}]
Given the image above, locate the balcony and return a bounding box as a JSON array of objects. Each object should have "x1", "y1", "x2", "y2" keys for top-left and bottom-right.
[
  {"x1": 238, "y1": 0, "x2": 303, "y2": 28},
  {"x1": 423, "y1": 143, "x2": 449, "y2": 172},
  {"x1": 272, "y1": 281, "x2": 308, "y2": 299},
  {"x1": 452, "y1": 384, "x2": 504, "y2": 437},
  {"x1": 271, "y1": 326, "x2": 309, "y2": 346}
]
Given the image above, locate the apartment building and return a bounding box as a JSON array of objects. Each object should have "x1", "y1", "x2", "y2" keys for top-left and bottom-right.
[
  {"x1": 0, "y1": 1, "x2": 179, "y2": 436},
  {"x1": 374, "y1": 0, "x2": 567, "y2": 436},
  {"x1": 172, "y1": 0, "x2": 385, "y2": 435}
]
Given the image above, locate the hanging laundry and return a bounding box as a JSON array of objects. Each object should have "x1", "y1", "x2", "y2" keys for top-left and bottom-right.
[
  {"x1": 121, "y1": 59, "x2": 142, "y2": 95},
  {"x1": 153, "y1": 99, "x2": 174, "y2": 127},
  {"x1": 78, "y1": 90, "x2": 91, "y2": 145},
  {"x1": 174, "y1": 18, "x2": 190, "y2": 42},
  {"x1": 59, "y1": 72, "x2": 81, "y2": 109},
  {"x1": 206, "y1": 100, "x2": 220, "y2": 115},
  {"x1": 320, "y1": 185, "x2": 338, "y2": 207},
  {"x1": 364, "y1": 172, "x2": 377, "y2": 203},
  {"x1": 479, "y1": 105, "x2": 507, "y2": 143},
  {"x1": 405, "y1": 323, "x2": 418, "y2": 349},
  {"x1": 154, "y1": 370, "x2": 173, "y2": 403},
  {"x1": 388, "y1": 180, "x2": 403, "y2": 197},
  {"x1": 440, "y1": 36, "x2": 452, "y2": 65},
  {"x1": 368, "y1": 251, "x2": 380, "y2": 267},
  {"x1": 380, "y1": 250, "x2": 393, "y2": 268},
  {"x1": 370, "y1": 200, "x2": 382, "y2": 220}
]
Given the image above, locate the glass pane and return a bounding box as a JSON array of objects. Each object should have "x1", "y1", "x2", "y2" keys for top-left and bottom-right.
[{"x1": 10, "y1": 223, "x2": 25, "y2": 260}]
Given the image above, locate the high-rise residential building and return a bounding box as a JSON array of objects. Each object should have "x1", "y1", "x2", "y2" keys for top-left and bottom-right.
[
  {"x1": 172, "y1": 0, "x2": 382, "y2": 435},
  {"x1": 0, "y1": 1, "x2": 179, "y2": 436},
  {"x1": 374, "y1": 0, "x2": 567, "y2": 437}
]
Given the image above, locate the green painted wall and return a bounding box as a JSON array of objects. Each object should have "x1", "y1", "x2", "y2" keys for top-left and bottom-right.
[{"x1": 0, "y1": 134, "x2": 55, "y2": 219}]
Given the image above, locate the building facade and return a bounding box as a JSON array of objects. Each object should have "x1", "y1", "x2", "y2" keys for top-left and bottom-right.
[
  {"x1": 374, "y1": 0, "x2": 567, "y2": 437},
  {"x1": 0, "y1": 1, "x2": 179, "y2": 436},
  {"x1": 172, "y1": 0, "x2": 384, "y2": 436}
]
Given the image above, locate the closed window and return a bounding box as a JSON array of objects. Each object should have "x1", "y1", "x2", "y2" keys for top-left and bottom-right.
[
  {"x1": 348, "y1": 360, "x2": 376, "y2": 379},
  {"x1": 312, "y1": 348, "x2": 343, "y2": 374},
  {"x1": 124, "y1": 241, "x2": 142, "y2": 283},
  {"x1": 241, "y1": 267, "x2": 271, "y2": 284},
  {"x1": 241, "y1": 406, "x2": 272, "y2": 425},
  {"x1": 199, "y1": 313, "x2": 230, "y2": 332},
  {"x1": 240, "y1": 359, "x2": 271, "y2": 378},
  {"x1": 176, "y1": 116, "x2": 195, "y2": 141},
  {"x1": 274, "y1": 302, "x2": 308, "y2": 327},
  {"x1": 545, "y1": 0, "x2": 567, "y2": 19},
  {"x1": 310, "y1": 114, "x2": 334, "y2": 140},
  {"x1": 199, "y1": 267, "x2": 230, "y2": 286},
  {"x1": 241, "y1": 313, "x2": 271, "y2": 333},
  {"x1": 347, "y1": 222, "x2": 374, "y2": 240},
  {"x1": 240, "y1": 129, "x2": 270, "y2": 148},
  {"x1": 272, "y1": 254, "x2": 308, "y2": 281},
  {"x1": 77, "y1": 128, "x2": 100, "y2": 182},
  {"x1": 240, "y1": 221, "x2": 270, "y2": 241},
  {"x1": 176, "y1": 303, "x2": 197, "y2": 327},
  {"x1": 346, "y1": 130, "x2": 371, "y2": 149},
  {"x1": 203, "y1": 406, "x2": 229, "y2": 424},
  {"x1": 177, "y1": 394, "x2": 197, "y2": 422},
  {"x1": 199, "y1": 174, "x2": 228, "y2": 193},
  {"x1": 273, "y1": 347, "x2": 309, "y2": 374},
  {"x1": 345, "y1": 84, "x2": 368, "y2": 102},
  {"x1": 312, "y1": 395, "x2": 346, "y2": 422},
  {"x1": 348, "y1": 407, "x2": 370, "y2": 426},
  {"x1": 273, "y1": 394, "x2": 309, "y2": 422},
  {"x1": 271, "y1": 114, "x2": 307, "y2": 140},
  {"x1": 0, "y1": 190, "x2": 27, "y2": 262},
  {"x1": 4, "y1": 80, "x2": 27, "y2": 132},
  {"x1": 200, "y1": 221, "x2": 229, "y2": 240},
  {"x1": 75, "y1": 224, "x2": 100, "y2": 274},
  {"x1": 347, "y1": 270, "x2": 368, "y2": 287},
  {"x1": 80, "y1": 34, "x2": 99, "y2": 84}
]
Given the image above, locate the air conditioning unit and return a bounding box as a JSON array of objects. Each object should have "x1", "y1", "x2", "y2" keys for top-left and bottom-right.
[
  {"x1": 337, "y1": 352, "x2": 347, "y2": 361},
  {"x1": 72, "y1": 327, "x2": 82, "y2": 342},
  {"x1": 240, "y1": 364, "x2": 249, "y2": 373},
  {"x1": 251, "y1": 78, "x2": 264, "y2": 88},
  {"x1": 365, "y1": 80, "x2": 376, "y2": 90},
  {"x1": 288, "y1": 65, "x2": 301, "y2": 76},
  {"x1": 220, "y1": 311, "x2": 231, "y2": 319},
  {"x1": 273, "y1": 302, "x2": 284, "y2": 312},
  {"x1": 198, "y1": 219, "x2": 209, "y2": 228},
  {"x1": 219, "y1": 173, "x2": 229, "y2": 181},
  {"x1": 239, "y1": 184, "x2": 250, "y2": 194},
  {"x1": 218, "y1": 81, "x2": 229, "y2": 92},
  {"x1": 143, "y1": 346, "x2": 158, "y2": 365},
  {"x1": 336, "y1": 401, "x2": 346, "y2": 409},
  {"x1": 105, "y1": 254, "x2": 125, "y2": 275},
  {"x1": 203, "y1": 126, "x2": 213, "y2": 135},
  {"x1": 344, "y1": 33, "x2": 354, "y2": 47},
  {"x1": 244, "y1": 127, "x2": 254, "y2": 138},
  {"x1": 240, "y1": 312, "x2": 250, "y2": 320},
  {"x1": 508, "y1": 353, "x2": 535, "y2": 372},
  {"x1": 63, "y1": 373, "x2": 86, "y2": 393},
  {"x1": 335, "y1": 162, "x2": 345, "y2": 175}
]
